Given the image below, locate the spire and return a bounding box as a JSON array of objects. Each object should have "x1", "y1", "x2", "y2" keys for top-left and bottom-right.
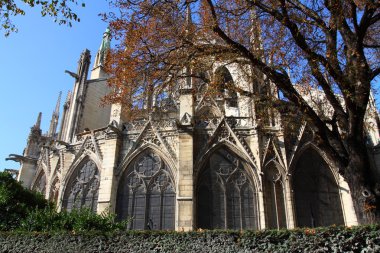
[
  {"x1": 48, "y1": 92, "x2": 62, "y2": 138},
  {"x1": 91, "y1": 28, "x2": 111, "y2": 79},
  {"x1": 65, "y1": 90, "x2": 72, "y2": 104},
  {"x1": 249, "y1": 8, "x2": 264, "y2": 59},
  {"x1": 54, "y1": 91, "x2": 62, "y2": 116},
  {"x1": 185, "y1": 1, "x2": 193, "y2": 39},
  {"x1": 34, "y1": 112, "x2": 42, "y2": 129},
  {"x1": 93, "y1": 27, "x2": 111, "y2": 69}
]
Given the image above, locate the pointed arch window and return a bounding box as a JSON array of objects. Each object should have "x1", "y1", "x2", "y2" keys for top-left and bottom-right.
[
  {"x1": 263, "y1": 164, "x2": 287, "y2": 229},
  {"x1": 32, "y1": 170, "x2": 46, "y2": 196},
  {"x1": 214, "y1": 66, "x2": 238, "y2": 108},
  {"x1": 62, "y1": 159, "x2": 100, "y2": 212},
  {"x1": 293, "y1": 148, "x2": 344, "y2": 227},
  {"x1": 116, "y1": 151, "x2": 175, "y2": 230},
  {"x1": 197, "y1": 149, "x2": 258, "y2": 230}
]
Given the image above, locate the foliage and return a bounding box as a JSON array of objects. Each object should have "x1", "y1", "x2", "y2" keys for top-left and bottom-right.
[
  {"x1": 0, "y1": 0, "x2": 86, "y2": 36},
  {"x1": 0, "y1": 171, "x2": 49, "y2": 231},
  {"x1": 19, "y1": 207, "x2": 130, "y2": 233},
  {"x1": 0, "y1": 225, "x2": 379, "y2": 252},
  {"x1": 103, "y1": 0, "x2": 380, "y2": 222}
]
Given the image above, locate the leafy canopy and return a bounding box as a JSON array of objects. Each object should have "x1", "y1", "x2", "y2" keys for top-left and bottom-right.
[
  {"x1": 0, "y1": 0, "x2": 86, "y2": 36},
  {"x1": 0, "y1": 171, "x2": 49, "y2": 230}
]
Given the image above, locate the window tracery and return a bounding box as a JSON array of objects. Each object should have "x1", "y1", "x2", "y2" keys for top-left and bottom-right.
[
  {"x1": 117, "y1": 151, "x2": 175, "y2": 230},
  {"x1": 197, "y1": 149, "x2": 257, "y2": 230},
  {"x1": 263, "y1": 164, "x2": 287, "y2": 229},
  {"x1": 33, "y1": 170, "x2": 46, "y2": 195},
  {"x1": 62, "y1": 160, "x2": 100, "y2": 212}
]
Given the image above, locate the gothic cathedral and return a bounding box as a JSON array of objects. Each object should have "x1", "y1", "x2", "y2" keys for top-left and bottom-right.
[{"x1": 8, "y1": 29, "x2": 380, "y2": 231}]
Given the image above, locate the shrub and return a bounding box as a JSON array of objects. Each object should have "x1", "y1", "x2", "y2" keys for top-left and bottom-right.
[
  {"x1": 0, "y1": 225, "x2": 379, "y2": 253},
  {"x1": 0, "y1": 172, "x2": 49, "y2": 230},
  {"x1": 19, "y1": 207, "x2": 130, "y2": 232}
]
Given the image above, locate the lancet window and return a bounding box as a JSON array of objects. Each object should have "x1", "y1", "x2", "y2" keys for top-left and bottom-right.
[
  {"x1": 197, "y1": 149, "x2": 258, "y2": 230},
  {"x1": 263, "y1": 164, "x2": 287, "y2": 229},
  {"x1": 116, "y1": 151, "x2": 175, "y2": 230},
  {"x1": 62, "y1": 159, "x2": 100, "y2": 212}
]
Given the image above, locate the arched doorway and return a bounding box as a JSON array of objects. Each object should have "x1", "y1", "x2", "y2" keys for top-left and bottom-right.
[
  {"x1": 116, "y1": 150, "x2": 176, "y2": 230},
  {"x1": 62, "y1": 159, "x2": 100, "y2": 212},
  {"x1": 196, "y1": 148, "x2": 258, "y2": 230},
  {"x1": 263, "y1": 163, "x2": 287, "y2": 229},
  {"x1": 292, "y1": 148, "x2": 344, "y2": 227}
]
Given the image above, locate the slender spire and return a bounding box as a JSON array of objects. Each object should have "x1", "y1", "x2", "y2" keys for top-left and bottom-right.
[
  {"x1": 65, "y1": 90, "x2": 72, "y2": 104},
  {"x1": 48, "y1": 92, "x2": 62, "y2": 138},
  {"x1": 249, "y1": 8, "x2": 264, "y2": 59},
  {"x1": 54, "y1": 91, "x2": 62, "y2": 116},
  {"x1": 94, "y1": 27, "x2": 111, "y2": 69},
  {"x1": 186, "y1": 1, "x2": 192, "y2": 28},
  {"x1": 34, "y1": 112, "x2": 42, "y2": 129},
  {"x1": 185, "y1": 1, "x2": 193, "y2": 39}
]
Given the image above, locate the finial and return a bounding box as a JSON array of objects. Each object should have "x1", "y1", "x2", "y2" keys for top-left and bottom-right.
[
  {"x1": 54, "y1": 91, "x2": 62, "y2": 116},
  {"x1": 184, "y1": 0, "x2": 193, "y2": 40},
  {"x1": 48, "y1": 92, "x2": 62, "y2": 138},
  {"x1": 65, "y1": 91, "x2": 72, "y2": 103},
  {"x1": 35, "y1": 112, "x2": 42, "y2": 129}
]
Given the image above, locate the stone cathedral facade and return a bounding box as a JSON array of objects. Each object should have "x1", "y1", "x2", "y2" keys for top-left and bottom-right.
[{"x1": 8, "y1": 29, "x2": 380, "y2": 231}]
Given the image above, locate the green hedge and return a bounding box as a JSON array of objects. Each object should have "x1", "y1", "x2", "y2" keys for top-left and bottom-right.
[{"x1": 1, "y1": 225, "x2": 379, "y2": 253}]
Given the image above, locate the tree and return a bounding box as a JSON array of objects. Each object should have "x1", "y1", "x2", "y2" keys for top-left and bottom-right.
[
  {"x1": 103, "y1": 0, "x2": 380, "y2": 223},
  {"x1": 0, "y1": 0, "x2": 86, "y2": 36},
  {"x1": 0, "y1": 171, "x2": 49, "y2": 230}
]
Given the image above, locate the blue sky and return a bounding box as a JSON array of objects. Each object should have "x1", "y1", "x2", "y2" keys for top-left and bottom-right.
[{"x1": 0, "y1": 1, "x2": 112, "y2": 170}]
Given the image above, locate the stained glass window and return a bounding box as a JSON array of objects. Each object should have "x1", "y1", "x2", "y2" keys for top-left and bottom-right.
[
  {"x1": 197, "y1": 149, "x2": 258, "y2": 230},
  {"x1": 62, "y1": 160, "x2": 100, "y2": 212},
  {"x1": 116, "y1": 152, "x2": 175, "y2": 230},
  {"x1": 263, "y1": 164, "x2": 287, "y2": 229}
]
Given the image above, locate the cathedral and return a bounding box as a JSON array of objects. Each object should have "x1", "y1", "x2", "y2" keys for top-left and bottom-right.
[{"x1": 7, "y1": 28, "x2": 380, "y2": 231}]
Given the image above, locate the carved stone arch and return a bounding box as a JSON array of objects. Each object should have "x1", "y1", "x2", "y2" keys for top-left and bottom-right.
[
  {"x1": 289, "y1": 142, "x2": 341, "y2": 182},
  {"x1": 195, "y1": 144, "x2": 259, "y2": 230},
  {"x1": 62, "y1": 151, "x2": 102, "y2": 188},
  {"x1": 213, "y1": 66, "x2": 238, "y2": 108},
  {"x1": 61, "y1": 155, "x2": 101, "y2": 212},
  {"x1": 195, "y1": 141, "x2": 260, "y2": 190},
  {"x1": 116, "y1": 148, "x2": 176, "y2": 230},
  {"x1": 213, "y1": 65, "x2": 238, "y2": 85},
  {"x1": 262, "y1": 161, "x2": 287, "y2": 229},
  {"x1": 117, "y1": 144, "x2": 177, "y2": 182},
  {"x1": 289, "y1": 143, "x2": 344, "y2": 227},
  {"x1": 195, "y1": 104, "x2": 222, "y2": 119}
]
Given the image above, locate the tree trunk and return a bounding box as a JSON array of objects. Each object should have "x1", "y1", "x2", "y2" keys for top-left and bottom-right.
[{"x1": 343, "y1": 144, "x2": 380, "y2": 224}]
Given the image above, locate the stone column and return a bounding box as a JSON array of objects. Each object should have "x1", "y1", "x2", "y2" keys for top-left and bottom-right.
[
  {"x1": 96, "y1": 132, "x2": 121, "y2": 214},
  {"x1": 176, "y1": 130, "x2": 194, "y2": 231},
  {"x1": 338, "y1": 176, "x2": 359, "y2": 226},
  {"x1": 17, "y1": 160, "x2": 37, "y2": 188},
  {"x1": 284, "y1": 176, "x2": 295, "y2": 229}
]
